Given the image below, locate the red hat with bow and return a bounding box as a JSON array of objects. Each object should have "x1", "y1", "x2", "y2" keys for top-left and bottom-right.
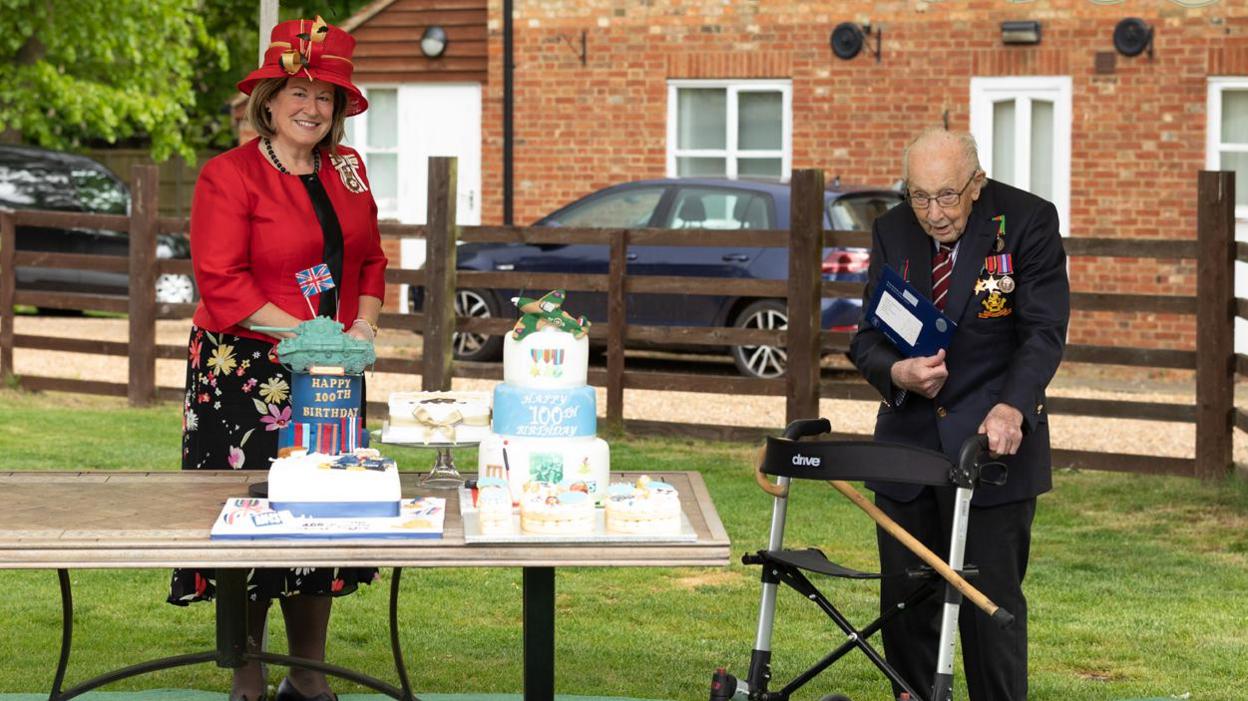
[{"x1": 237, "y1": 16, "x2": 367, "y2": 116}]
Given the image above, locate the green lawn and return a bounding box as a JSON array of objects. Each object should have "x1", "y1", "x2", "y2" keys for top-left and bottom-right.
[{"x1": 0, "y1": 389, "x2": 1245, "y2": 699}]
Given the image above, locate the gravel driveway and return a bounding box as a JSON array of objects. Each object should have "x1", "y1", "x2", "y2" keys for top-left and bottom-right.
[{"x1": 10, "y1": 315, "x2": 1244, "y2": 466}]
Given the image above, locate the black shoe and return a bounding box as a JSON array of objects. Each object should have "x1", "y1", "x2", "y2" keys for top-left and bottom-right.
[{"x1": 275, "y1": 677, "x2": 337, "y2": 701}]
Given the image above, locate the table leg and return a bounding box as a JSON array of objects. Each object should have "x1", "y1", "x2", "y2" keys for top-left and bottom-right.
[
  {"x1": 389, "y1": 567, "x2": 416, "y2": 701},
  {"x1": 522, "y1": 567, "x2": 555, "y2": 701},
  {"x1": 49, "y1": 569, "x2": 74, "y2": 700},
  {"x1": 47, "y1": 566, "x2": 214, "y2": 700},
  {"x1": 215, "y1": 568, "x2": 247, "y2": 668},
  {"x1": 41, "y1": 567, "x2": 402, "y2": 701}
]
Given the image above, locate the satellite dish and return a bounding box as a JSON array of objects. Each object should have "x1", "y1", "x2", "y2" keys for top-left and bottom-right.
[
  {"x1": 830, "y1": 23, "x2": 865, "y2": 60},
  {"x1": 1113, "y1": 17, "x2": 1153, "y2": 57}
]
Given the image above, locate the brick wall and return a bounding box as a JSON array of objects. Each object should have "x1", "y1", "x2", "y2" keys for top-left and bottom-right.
[{"x1": 474, "y1": 0, "x2": 1248, "y2": 350}]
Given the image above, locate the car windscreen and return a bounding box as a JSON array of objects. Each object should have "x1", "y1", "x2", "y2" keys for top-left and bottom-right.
[
  {"x1": 826, "y1": 192, "x2": 902, "y2": 231},
  {"x1": 543, "y1": 186, "x2": 665, "y2": 228}
]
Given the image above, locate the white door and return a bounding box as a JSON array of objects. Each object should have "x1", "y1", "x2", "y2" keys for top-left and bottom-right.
[
  {"x1": 396, "y1": 83, "x2": 482, "y2": 228},
  {"x1": 349, "y1": 83, "x2": 481, "y2": 312},
  {"x1": 1207, "y1": 78, "x2": 1248, "y2": 353},
  {"x1": 970, "y1": 76, "x2": 1072, "y2": 237},
  {"x1": 397, "y1": 83, "x2": 481, "y2": 312}
]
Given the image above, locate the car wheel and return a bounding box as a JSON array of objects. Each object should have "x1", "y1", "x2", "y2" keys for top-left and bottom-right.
[
  {"x1": 452, "y1": 288, "x2": 504, "y2": 362},
  {"x1": 730, "y1": 299, "x2": 788, "y2": 379},
  {"x1": 155, "y1": 273, "x2": 197, "y2": 305}
]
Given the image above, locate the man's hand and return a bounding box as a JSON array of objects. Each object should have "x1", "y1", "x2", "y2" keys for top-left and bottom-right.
[
  {"x1": 889, "y1": 349, "x2": 948, "y2": 399},
  {"x1": 978, "y1": 402, "x2": 1024, "y2": 456}
]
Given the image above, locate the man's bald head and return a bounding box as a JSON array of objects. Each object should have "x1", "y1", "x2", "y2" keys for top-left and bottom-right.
[{"x1": 903, "y1": 127, "x2": 981, "y2": 182}]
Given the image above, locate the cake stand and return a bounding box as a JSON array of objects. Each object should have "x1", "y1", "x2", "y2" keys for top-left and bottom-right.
[{"x1": 378, "y1": 426, "x2": 479, "y2": 490}]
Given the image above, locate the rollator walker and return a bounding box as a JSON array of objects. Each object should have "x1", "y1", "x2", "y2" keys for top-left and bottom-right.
[{"x1": 710, "y1": 418, "x2": 1013, "y2": 701}]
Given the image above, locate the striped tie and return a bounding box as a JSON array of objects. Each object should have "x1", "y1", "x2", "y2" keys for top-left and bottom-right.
[{"x1": 931, "y1": 242, "x2": 955, "y2": 311}]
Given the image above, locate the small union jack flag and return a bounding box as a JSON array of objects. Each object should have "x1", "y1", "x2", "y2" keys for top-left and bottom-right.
[{"x1": 296, "y1": 264, "x2": 336, "y2": 298}]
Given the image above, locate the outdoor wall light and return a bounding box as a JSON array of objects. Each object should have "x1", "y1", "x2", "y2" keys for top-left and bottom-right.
[
  {"x1": 1001, "y1": 21, "x2": 1042, "y2": 45},
  {"x1": 1113, "y1": 17, "x2": 1154, "y2": 58},
  {"x1": 420, "y1": 25, "x2": 448, "y2": 58},
  {"x1": 830, "y1": 22, "x2": 882, "y2": 63}
]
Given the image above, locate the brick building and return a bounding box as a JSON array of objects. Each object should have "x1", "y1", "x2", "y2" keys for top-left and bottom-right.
[{"x1": 333, "y1": 0, "x2": 1248, "y2": 350}]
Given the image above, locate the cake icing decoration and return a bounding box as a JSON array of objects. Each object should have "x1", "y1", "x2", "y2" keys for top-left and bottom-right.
[{"x1": 509, "y1": 289, "x2": 592, "y2": 340}]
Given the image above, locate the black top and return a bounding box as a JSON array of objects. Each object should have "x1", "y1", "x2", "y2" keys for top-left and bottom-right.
[{"x1": 300, "y1": 171, "x2": 344, "y2": 318}]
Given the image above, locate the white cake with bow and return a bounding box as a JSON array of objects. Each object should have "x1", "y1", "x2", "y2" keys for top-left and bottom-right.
[
  {"x1": 383, "y1": 391, "x2": 492, "y2": 444},
  {"x1": 477, "y1": 290, "x2": 610, "y2": 504}
]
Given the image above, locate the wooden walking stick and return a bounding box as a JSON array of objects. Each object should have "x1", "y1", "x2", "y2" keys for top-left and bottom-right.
[{"x1": 828, "y1": 479, "x2": 1014, "y2": 627}]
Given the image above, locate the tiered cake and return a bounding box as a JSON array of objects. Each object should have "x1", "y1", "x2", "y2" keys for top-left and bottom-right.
[{"x1": 477, "y1": 290, "x2": 610, "y2": 504}]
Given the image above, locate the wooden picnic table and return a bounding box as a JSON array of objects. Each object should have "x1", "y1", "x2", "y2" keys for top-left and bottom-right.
[{"x1": 0, "y1": 470, "x2": 731, "y2": 701}]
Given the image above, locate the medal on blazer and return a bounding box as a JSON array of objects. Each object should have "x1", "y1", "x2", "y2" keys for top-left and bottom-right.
[
  {"x1": 979, "y1": 290, "x2": 1012, "y2": 318},
  {"x1": 329, "y1": 152, "x2": 369, "y2": 194},
  {"x1": 985, "y1": 252, "x2": 1015, "y2": 293},
  {"x1": 991, "y1": 214, "x2": 1006, "y2": 252}
]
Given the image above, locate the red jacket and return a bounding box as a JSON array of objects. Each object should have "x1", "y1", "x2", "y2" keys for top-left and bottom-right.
[{"x1": 189, "y1": 138, "x2": 387, "y2": 342}]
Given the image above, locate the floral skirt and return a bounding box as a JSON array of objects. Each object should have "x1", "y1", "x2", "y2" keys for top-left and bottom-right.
[{"x1": 168, "y1": 325, "x2": 378, "y2": 605}]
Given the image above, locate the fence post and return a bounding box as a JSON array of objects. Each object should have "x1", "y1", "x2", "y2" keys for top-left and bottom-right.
[
  {"x1": 423, "y1": 157, "x2": 459, "y2": 392},
  {"x1": 786, "y1": 169, "x2": 824, "y2": 425},
  {"x1": 0, "y1": 209, "x2": 15, "y2": 386},
  {"x1": 606, "y1": 229, "x2": 628, "y2": 432},
  {"x1": 128, "y1": 165, "x2": 159, "y2": 406},
  {"x1": 1195, "y1": 170, "x2": 1235, "y2": 479}
]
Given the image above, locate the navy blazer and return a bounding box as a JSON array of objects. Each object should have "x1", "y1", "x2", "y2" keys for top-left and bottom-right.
[{"x1": 850, "y1": 179, "x2": 1070, "y2": 506}]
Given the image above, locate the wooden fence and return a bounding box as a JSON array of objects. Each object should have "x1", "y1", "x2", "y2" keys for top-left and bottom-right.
[{"x1": 0, "y1": 161, "x2": 1239, "y2": 479}]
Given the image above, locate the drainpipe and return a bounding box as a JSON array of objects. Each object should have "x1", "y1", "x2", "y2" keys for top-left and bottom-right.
[{"x1": 503, "y1": 0, "x2": 514, "y2": 226}]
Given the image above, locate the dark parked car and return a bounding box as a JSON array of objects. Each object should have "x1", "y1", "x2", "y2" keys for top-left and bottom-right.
[
  {"x1": 415, "y1": 177, "x2": 902, "y2": 378},
  {"x1": 0, "y1": 144, "x2": 196, "y2": 308}
]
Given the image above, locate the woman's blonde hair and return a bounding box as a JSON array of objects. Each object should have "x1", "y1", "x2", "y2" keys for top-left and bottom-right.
[{"x1": 246, "y1": 77, "x2": 348, "y2": 154}]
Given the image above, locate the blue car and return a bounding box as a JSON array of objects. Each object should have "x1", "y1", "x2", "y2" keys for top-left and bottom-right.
[{"x1": 422, "y1": 177, "x2": 902, "y2": 378}]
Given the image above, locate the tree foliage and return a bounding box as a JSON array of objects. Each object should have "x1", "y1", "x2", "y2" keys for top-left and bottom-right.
[
  {"x1": 0, "y1": 0, "x2": 229, "y2": 161},
  {"x1": 0, "y1": 0, "x2": 373, "y2": 162}
]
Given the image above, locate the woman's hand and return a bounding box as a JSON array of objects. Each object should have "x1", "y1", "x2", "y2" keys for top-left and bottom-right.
[{"x1": 347, "y1": 318, "x2": 376, "y2": 343}]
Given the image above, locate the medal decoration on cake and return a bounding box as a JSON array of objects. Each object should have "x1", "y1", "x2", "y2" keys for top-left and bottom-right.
[
  {"x1": 509, "y1": 289, "x2": 591, "y2": 341},
  {"x1": 976, "y1": 215, "x2": 1015, "y2": 319}
]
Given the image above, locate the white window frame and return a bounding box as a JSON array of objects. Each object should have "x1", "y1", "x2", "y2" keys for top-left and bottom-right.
[
  {"x1": 969, "y1": 76, "x2": 1072, "y2": 236},
  {"x1": 1208, "y1": 77, "x2": 1248, "y2": 354},
  {"x1": 666, "y1": 79, "x2": 792, "y2": 179},
  {"x1": 1207, "y1": 76, "x2": 1248, "y2": 220},
  {"x1": 348, "y1": 83, "x2": 402, "y2": 220}
]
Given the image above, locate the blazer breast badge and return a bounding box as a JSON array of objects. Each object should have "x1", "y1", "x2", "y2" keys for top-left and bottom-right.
[
  {"x1": 329, "y1": 152, "x2": 369, "y2": 194},
  {"x1": 977, "y1": 215, "x2": 1014, "y2": 318}
]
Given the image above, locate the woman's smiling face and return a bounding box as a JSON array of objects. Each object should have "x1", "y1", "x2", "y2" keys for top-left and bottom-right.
[{"x1": 267, "y1": 77, "x2": 336, "y2": 149}]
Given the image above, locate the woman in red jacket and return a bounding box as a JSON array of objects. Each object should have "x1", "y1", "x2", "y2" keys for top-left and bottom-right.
[{"x1": 167, "y1": 17, "x2": 386, "y2": 701}]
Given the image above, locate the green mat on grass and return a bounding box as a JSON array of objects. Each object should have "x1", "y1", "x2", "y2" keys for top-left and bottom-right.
[{"x1": 0, "y1": 688, "x2": 668, "y2": 693}]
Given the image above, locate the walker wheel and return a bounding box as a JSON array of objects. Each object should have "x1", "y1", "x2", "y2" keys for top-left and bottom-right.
[{"x1": 818, "y1": 695, "x2": 852, "y2": 701}]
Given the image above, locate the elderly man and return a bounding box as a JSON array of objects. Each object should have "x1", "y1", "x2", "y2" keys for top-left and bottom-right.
[{"x1": 850, "y1": 127, "x2": 1069, "y2": 700}]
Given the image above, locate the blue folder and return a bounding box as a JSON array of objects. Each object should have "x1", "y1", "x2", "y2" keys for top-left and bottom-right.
[{"x1": 864, "y1": 265, "x2": 957, "y2": 357}]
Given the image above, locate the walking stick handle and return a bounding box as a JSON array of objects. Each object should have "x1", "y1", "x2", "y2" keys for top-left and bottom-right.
[
  {"x1": 754, "y1": 447, "x2": 788, "y2": 497},
  {"x1": 829, "y1": 479, "x2": 1014, "y2": 628}
]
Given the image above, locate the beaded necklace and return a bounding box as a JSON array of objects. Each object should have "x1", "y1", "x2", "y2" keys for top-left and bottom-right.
[{"x1": 263, "y1": 138, "x2": 320, "y2": 176}]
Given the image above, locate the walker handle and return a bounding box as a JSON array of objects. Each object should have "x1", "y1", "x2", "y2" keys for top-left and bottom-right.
[{"x1": 782, "y1": 418, "x2": 831, "y2": 441}]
